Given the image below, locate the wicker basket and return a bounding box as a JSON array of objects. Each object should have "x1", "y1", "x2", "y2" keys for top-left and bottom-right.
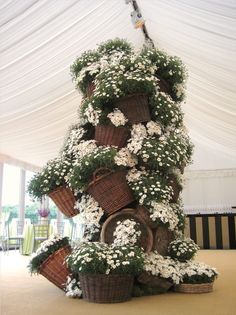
[
  {"x1": 48, "y1": 186, "x2": 77, "y2": 218},
  {"x1": 156, "y1": 76, "x2": 171, "y2": 94},
  {"x1": 137, "y1": 272, "x2": 173, "y2": 291},
  {"x1": 95, "y1": 125, "x2": 130, "y2": 148},
  {"x1": 86, "y1": 169, "x2": 135, "y2": 216},
  {"x1": 39, "y1": 246, "x2": 71, "y2": 290},
  {"x1": 174, "y1": 282, "x2": 213, "y2": 294},
  {"x1": 101, "y1": 208, "x2": 153, "y2": 252},
  {"x1": 79, "y1": 273, "x2": 134, "y2": 303},
  {"x1": 136, "y1": 205, "x2": 158, "y2": 229},
  {"x1": 86, "y1": 81, "x2": 95, "y2": 97},
  {"x1": 113, "y1": 94, "x2": 150, "y2": 124},
  {"x1": 152, "y1": 225, "x2": 174, "y2": 256}
]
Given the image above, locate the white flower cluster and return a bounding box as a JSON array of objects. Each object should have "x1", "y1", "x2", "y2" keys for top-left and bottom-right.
[
  {"x1": 32, "y1": 234, "x2": 64, "y2": 257},
  {"x1": 143, "y1": 251, "x2": 182, "y2": 284},
  {"x1": 107, "y1": 108, "x2": 128, "y2": 126},
  {"x1": 179, "y1": 261, "x2": 219, "y2": 282},
  {"x1": 62, "y1": 126, "x2": 86, "y2": 156},
  {"x1": 73, "y1": 140, "x2": 97, "y2": 160},
  {"x1": 168, "y1": 238, "x2": 199, "y2": 260},
  {"x1": 113, "y1": 219, "x2": 141, "y2": 246},
  {"x1": 150, "y1": 202, "x2": 179, "y2": 231},
  {"x1": 114, "y1": 148, "x2": 137, "y2": 167},
  {"x1": 127, "y1": 124, "x2": 147, "y2": 154},
  {"x1": 65, "y1": 275, "x2": 82, "y2": 298},
  {"x1": 126, "y1": 167, "x2": 148, "y2": 183},
  {"x1": 75, "y1": 194, "x2": 104, "y2": 227},
  {"x1": 83, "y1": 103, "x2": 102, "y2": 126},
  {"x1": 146, "y1": 121, "x2": 162, "y2": 136}
]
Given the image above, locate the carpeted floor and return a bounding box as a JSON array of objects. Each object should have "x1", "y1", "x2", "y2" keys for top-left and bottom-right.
[{"x1": 0, "y1": 250, "x2": 235, "y2": 315}]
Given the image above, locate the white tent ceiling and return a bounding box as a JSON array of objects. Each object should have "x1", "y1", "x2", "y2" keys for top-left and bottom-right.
[{"x1": 0, "y1": 0, "x2": 236, "y2": 171}]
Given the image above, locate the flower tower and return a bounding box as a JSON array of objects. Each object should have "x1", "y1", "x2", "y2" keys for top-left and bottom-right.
[{"x1": 28, "y1": 38, "x2": 218, "y2": 300}]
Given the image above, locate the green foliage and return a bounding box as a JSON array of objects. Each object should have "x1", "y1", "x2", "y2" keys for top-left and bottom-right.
[
  {"x1": 68, "y1": 147, "x2": 121, "y2": 191},
  {"x1": 98, "y1": 38, "x2": 133, "y2": 55},
  {"x1": 132, "y1": 283, "x2": 167, "y2": 297},
  {"x1": 66, "y1": 242, "x2": 144, "y2": 275},
  {"x1": 168, "y1": 238, "x2": 199, "y2": 261},
  {"x1": 28, "y1": 236, "x2": 70, "y2": 274}
]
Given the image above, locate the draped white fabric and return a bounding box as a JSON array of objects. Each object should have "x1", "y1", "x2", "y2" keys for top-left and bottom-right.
[{"x1": 0, "y1": 0, "x2": 236, "y2": 171}]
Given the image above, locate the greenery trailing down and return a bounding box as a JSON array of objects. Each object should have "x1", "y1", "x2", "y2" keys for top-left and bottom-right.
[
  {"x1": 68, "y1": 146, "x2": 123, "y2": 191},
  {"x1": 28, "y1": 157, "x2": 73, "y2": 201},
  {"x1": 28, "y1": 235, "x2": 70, "y2": 274},
  {"x1": 66, "y1": 242, "x2": 144, "y2": 275}
]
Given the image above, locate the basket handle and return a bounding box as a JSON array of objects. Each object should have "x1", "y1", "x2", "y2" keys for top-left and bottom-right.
[{"x1": 92, "y1": 168, "x2": 112, "y2": 181}]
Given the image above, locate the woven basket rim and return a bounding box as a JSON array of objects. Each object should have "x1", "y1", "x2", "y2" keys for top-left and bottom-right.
[
  {"x1": 86, "y1": 169, "x2": 125, "y2": 191},
  {"x1": 48, "y1": 186, "x2": 71, "y2": 195}
]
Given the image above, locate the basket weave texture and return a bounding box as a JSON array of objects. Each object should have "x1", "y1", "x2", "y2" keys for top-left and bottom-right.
[
  {"x1": 48, "y1": 186, "x2": 77, "y2": 218},
  {"x1": 113, "y1": 94, "x2": 150, "y2": 124},
  {"x1": 137, "y1": 272, "x2": 173, "y2": 290},
  {"x1": 79, "y1": 273, "x2": 134, "y2": 303},
  {"x1": 174, "y1": 282, "x2": 213, "y2": 294},
  {"x1": 101, "y1": 208, "x2": 153, "y2": 252},
  {"x1": 86, "y1": 169, "x2": 135, "y2": 216},
  {"x1": 95, "y1": 125, "x2": 130, "y2": 148},
  {"x1": 39, "y1": 246, "x2": 71, "y2": 290}
]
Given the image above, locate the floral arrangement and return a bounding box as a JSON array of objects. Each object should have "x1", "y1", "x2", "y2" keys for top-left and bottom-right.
[
  {"x1": 66, "y1": 242, "x2": 144, "y2": 276},
  {"x1": 65, "y1": 274, "x2": 82, "y2": 298},
  {"x1": 178, "y1": 261, "x2": 219, "y2": 284},
  {"x1": 74, "y1": 194, "x2": 104, "y2": 241},
  {"x1": 28, "y1": 157, "x2": 73, "y2": 200},
  {"x1": 28, "y1": 235, "x2": 70, "y2": 274},
  {"x1": 38, "y1": 208, "x2": 50, "y2": 218},
  {"x1": 168, "y1": 238, "x2": 200, "y2": 261},
  {"x1": 113, "y1": 219, "x2": 141, "y2": 246},
  {"x1": 107, "y1": 108, "x2": 128, "y2": 127},
  {"x1": 149, "y1": 202, "x2": 179, "y2": 231},
  {"x1": 143, "y1": 251, "x2": 182, "y2": 284}
]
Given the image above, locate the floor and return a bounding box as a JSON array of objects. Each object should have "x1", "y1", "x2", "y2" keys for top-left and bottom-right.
[{"x1": 0, "y1": 250, "x2": 235, "y2": 315}]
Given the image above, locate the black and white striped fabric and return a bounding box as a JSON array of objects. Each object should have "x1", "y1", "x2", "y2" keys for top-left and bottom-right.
[{"x1": 184, "y1": 214, "x2": 236, "y2": 249}]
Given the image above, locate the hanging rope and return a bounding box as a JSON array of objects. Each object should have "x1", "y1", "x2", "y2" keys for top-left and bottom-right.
[{"x1": 126, "y1": 0, "x2": 155, "y2": 48}]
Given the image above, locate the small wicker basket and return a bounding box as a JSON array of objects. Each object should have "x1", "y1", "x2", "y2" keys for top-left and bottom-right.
[
  {"x1": 39, "y1": 246, "x2": 71, "y2": 290},
  {"x1": 48, "y1": 186, "x2": 77, "y2": 218},
  {"x1": 174, "y1": 282, "x2": 213, "y2": 294},
  {"x1": 79, "y1": 273, "x2": 134, "y2": 303},
  {"x1": 86, "y1": 168, "x2": 135, "y2": 216},
  {"x1": 113, "y1": 94, "x2": 150, "y2": 124},
  {"x1": 95, "y1": 125, "x2": 130, "y2": 148}
]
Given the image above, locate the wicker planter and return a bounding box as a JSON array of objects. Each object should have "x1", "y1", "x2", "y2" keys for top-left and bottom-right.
[
  {"x1": 113, "y1": 94, "x2": 150, "y2": 124},
  {"x1": 101, "y1": 208, "x2": 153, "y2": 252},
  {"x1": 48, "y1": 186, "x2": 77, "y2": 218},
  {"x1": 136, "y1": 205, "x2": 158, "y2": 229},
  {"x1": 86, "y1": 169, "x2": 135, "y2": 216},
  {"x1": 39, "y1": 246, "x2": 71, "y2": 290},
  {"x1": 95, "y1": 125, "x2": 130, "y2": 148},
  {"x1": 86, "y1": 81, "x2": 95, "y2": 98},
  {"x1": 79, "y1": 273, "x2": 134, "y2": 303},
  {"x1": 156, "y1": 76, "x2": 171, "y2": 94},
  {"x1": 137, "y1": 272, "x2": 173, "y2": 291},
  {"x1": 174, "y1": 282, "x2": 213, "y2": 294},
  {"x1": 152, "y1": 225, "x2": 174, "y2": 256}
]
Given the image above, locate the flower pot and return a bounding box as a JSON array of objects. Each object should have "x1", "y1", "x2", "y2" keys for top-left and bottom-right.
[
  {"x1": 113, "y1": 94, "x2": 150, "y2": 124},
  {"x1": 48, "y1": 186, "x2": 78, "y2": 218},
  {"x1": 86, "y1": 169, "x2": 135, "y2": 216},
  {"x1": 79, "y1": 273, "x2": 134, "y2": 303},
  {"x1": 39, "y1": 246, "x2": 71, "y2": 290},
  {"x1": 156, "y1": 76, "x2": 171, "y2": 94},
  {"x1": 95, "y1": 125, "x2": 130, "y2": 148},
  {"x1": 137, "y1": 272, "x2": 173, "y2": 291},
  {"x1": 136, "y1": 205, "x2": 158, "y2": 229},
  {"x1": 101, "y1": 208, "x2": 153, "y2": 252},
  {"x1": 174, "y1": 282, "x2": 213, "y2": 294}
]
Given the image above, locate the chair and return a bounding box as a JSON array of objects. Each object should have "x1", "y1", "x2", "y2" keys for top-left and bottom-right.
[
  {"x1": 33, "y1": 224, "x2": 49, "y2": 252},
  {"x1": 6, "y1": 219, "x2": 25, "y2": 251}
]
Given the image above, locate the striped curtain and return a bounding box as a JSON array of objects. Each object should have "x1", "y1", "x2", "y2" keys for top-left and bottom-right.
[{"x1": 184, "y1": 214, "x2": 236, "y2": 249}]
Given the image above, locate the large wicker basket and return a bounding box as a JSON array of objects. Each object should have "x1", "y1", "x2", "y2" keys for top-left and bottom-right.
[
  {"x1": 39, "y1": 246, "x2": 71, "y2": 290},
  {"x1": 48, "y1": 186, "x2": 77, "y2": 218},
  {"x1": 174, "y1": 282, "x2": 213, "y2": 294},
  {"x1": 95, "y1": 125, "x2": 130, "y2": 148},
  {"x1": 113, "y1": 94, "x2": 150, "y2": 124},
  {"x1": 86, "y1": 169, "x2": 135, "y2": 216},
  {"x1": 79, "y1": 273, "x2": 134, "y2": 303},
  {"x1": 137, "y1": 272, "x2": 173, "y2": 291},
  {"x1": 136, "y1": 205, "x2": 158, "y2": 229},
  {"x1": 101, "y1": 208, "x2": 153, "y2": 252}
]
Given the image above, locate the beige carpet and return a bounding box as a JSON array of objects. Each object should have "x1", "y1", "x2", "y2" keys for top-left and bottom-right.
[{"x1": 0, "y1": 250, "x2": 235, "y2": 315}]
